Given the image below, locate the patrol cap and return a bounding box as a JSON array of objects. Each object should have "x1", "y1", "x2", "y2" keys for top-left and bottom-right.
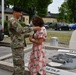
[{"x1": 13, "y1": 6, "x2": 22, "y2": 12}]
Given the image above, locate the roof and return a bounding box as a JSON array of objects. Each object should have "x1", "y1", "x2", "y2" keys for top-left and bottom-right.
[
  {"x1": 4, "y1": 8, "x2": 13, "y2": 13},
  {"x1": 46, "y1": 12, "x2": 58, "y2": 18}
]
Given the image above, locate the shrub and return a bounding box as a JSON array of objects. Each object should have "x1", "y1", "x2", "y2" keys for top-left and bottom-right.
[
  {"x1": 4, "y1": 20, "x2": 9, "y2": 35},
  {"x1": 20, "y1": 22, "x2": 26, "y2": 27}
]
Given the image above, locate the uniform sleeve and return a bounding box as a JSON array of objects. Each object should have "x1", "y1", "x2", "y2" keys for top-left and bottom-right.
[
  {"x1": 24, "y1": 27, "x2": 33, "y2": 33},
  {"x1": 24, "y1": 33, "x2": 30, "y2": 38},
  {"x1": 38, "y1": 28, "x2": 47, "y2": 40},
  {"x1": 9, "y1": 19, "x2": 33, "y2": 34}
]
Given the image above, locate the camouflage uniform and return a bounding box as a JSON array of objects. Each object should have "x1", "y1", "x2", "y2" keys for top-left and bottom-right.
[{"x1": 8, "y1": 16, "x2": 32, "y2": 75}]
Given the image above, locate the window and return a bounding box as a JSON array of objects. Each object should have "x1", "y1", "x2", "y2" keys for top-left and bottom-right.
[
  {"x1": 23, "y1": 17, "x2": 25, "y2": 22},
  {"x1": 20, "y1": 16, "x2": 25, "y2": 22},
  {"x1": 6, "y1": 16, "x2": 8, "y2": 20}
]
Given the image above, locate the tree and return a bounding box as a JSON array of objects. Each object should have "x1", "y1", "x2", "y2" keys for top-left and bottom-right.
[
  {"x1": 36, "y1": 0, "x2": 52, "y2": 17},
  {"x1": 58, "y1": 2, "x2": 71, "y2": 23},
  {"x1": 0, "y1": 0, "x2": 10, "y2": 8},
  {"x1": 67, "y1": 0, "x2": 76, "y2": 23},
  {"x1": 5, "y1": 0, "x2": 10, "y2": 8}
]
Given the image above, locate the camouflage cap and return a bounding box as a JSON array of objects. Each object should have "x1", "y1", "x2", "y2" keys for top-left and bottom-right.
[{"x1": 13, "y1": 6, "x2": 22, "y2": 12}]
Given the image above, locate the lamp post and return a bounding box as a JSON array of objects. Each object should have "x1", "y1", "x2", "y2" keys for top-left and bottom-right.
[{"x1": 2, "y1": 0, "x2": 4, "y2": 30}]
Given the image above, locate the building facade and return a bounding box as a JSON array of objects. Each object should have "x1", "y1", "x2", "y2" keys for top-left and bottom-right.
[
  {"x1": 43, "y1": 12, "x2": 58, "y2": 23},
  {"x1": 0, "y1": 5, "x2": 29, "y2": 24},
  {"x1": 0, "y1": 5, "x2": 58, "y2": 24}
]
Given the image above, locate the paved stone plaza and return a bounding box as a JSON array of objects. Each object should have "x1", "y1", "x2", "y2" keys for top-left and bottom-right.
[{"x1": 0, "y1": 44, "x2": 76, "y2": 75}]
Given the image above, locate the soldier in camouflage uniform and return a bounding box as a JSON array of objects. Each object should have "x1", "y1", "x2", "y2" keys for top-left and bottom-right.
[{"x1": 8, "y1": 6, "x2": 40, "y2": 75}]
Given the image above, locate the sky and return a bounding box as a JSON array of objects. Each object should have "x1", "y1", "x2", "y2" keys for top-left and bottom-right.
[{"x1": 48, "y1": 0, "x2": 64, "y2": 13}]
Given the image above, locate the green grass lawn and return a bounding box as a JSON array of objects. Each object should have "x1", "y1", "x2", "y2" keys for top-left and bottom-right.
[
  {"x1": 4, "y1": 31, "x2": 71, "y2": 44},
  {"x1": 25, "y1": 31, "x2": 71, "y2": 44},
  {"x1": 47, "y1": 32, "x2": 71, "y2": 43}
]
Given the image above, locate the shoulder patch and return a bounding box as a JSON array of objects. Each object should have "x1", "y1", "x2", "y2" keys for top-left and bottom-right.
[
  {"x1": 9, "y1": 17, "x2": 16, "y2": 25},
  {"x1": 12, "y1": 21, "x2": 16, "y2": 25}
]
